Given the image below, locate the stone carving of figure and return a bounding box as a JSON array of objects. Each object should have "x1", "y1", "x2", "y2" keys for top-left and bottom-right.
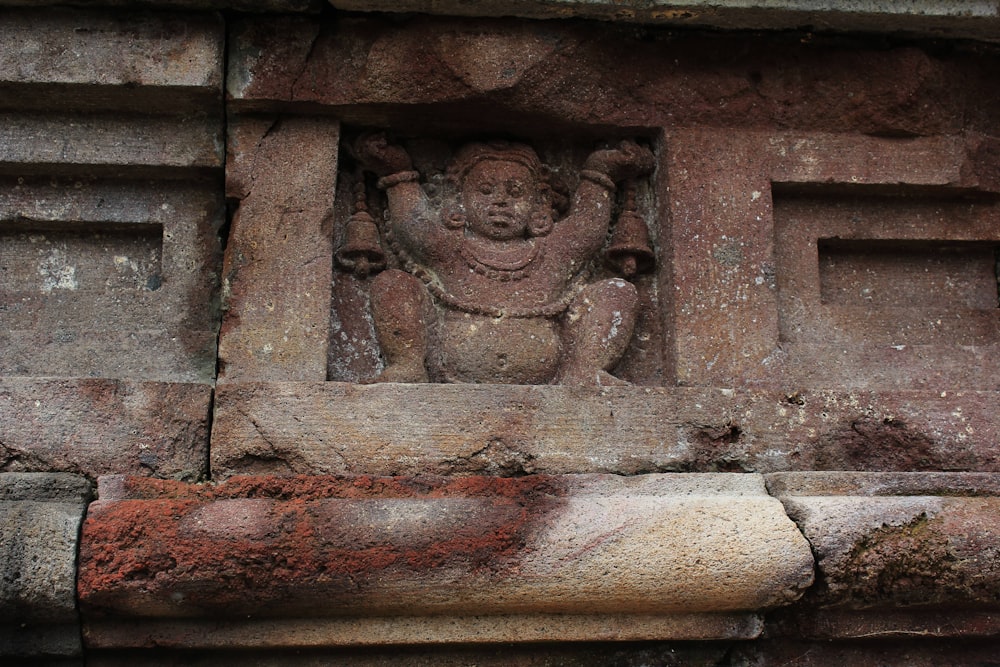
[{"x1": 351, "y1": 133, "x2": 654, "y2": 385}]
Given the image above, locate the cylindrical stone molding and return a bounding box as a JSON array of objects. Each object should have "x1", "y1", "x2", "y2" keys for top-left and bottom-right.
[
  {"x1": 0, "y1": 473, "x2": 93, "y2": 658},
  {"x1": 767, "y1": 472, "x2": 1000, "y2": 639},
  {"x1": 79, "y1": 473, "x2": 813, "y2": 648}
]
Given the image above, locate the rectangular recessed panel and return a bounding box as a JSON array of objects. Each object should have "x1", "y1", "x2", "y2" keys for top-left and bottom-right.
[
  {"x1": 818, "y1": 239, "x2": 999, "y2": 309},
  {"x1": 0, "y1": 224, "x2": 163, "y2": 293}
]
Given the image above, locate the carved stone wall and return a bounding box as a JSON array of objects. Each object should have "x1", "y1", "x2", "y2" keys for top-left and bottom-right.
[{"x1": 1, "y1": 2, "x2": 999, "y2": 665}]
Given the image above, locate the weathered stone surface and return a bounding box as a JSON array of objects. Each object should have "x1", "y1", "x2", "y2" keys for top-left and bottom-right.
[
  {"x1": 0, "y1": 113, "x2": 222, "y2": 177},
  {"x1": 0, "y1": 473, "x2": 91, "y2": 657},
  {"x1": 664, "y1": 129, "x2": 1000, "y2": 389},
  {"x1": 661, "y1": 130, "x2": 1000, "y2": 389},
  {"x1": 211, "y1": 383, "x2": 1000, "y2": 477},
  {"x1": 731, "y1": 638, "x2": 1000, "y2": 666},
  {"x1": 0, "y1": 0, "x2": 319, "y2": 11},
  {"x1": 0, "y1": 379, "x2": 210, "y2": 480},
  {"x1": 333, "y1": 133, "x2": 658, "y2": 386},
  {"x1": 229, "y1": 16, "x2": 1000, "y2": 136},
  {"x1": 79, "y1": 473, "x2": 812, "y2": 646},
  {"x1": 0, "y1": 179, "x2": 223, "y2": 381},
  {"x1": 85, "y1": 613, "x2": 760, "y2": 649},
  {"x1": 767, "y1": 472, "x2": 1000, "y2": 638},
  {"x1": 217, "y1": 116, "x2": 338, "y2": 382},
  {"x1": 327, "y1": 1, "x2": 1000, "y2": 42},
  {"x1": 0, "y1": 9, "x2": 223, "y2": 114},
  {"x1": 86, "y1": 641, "x2": 729, "y2": 666}
]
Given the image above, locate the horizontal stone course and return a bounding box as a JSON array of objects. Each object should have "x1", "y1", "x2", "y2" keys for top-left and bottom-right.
[
  {"x1": 0, "y1": 379, "x2": 211, "y2": 480},
  {"x1": 229, "y1": 15, "x2": 1000, "y2": 137},
  {"x1": 0, "y1": 113, "x2": 222, "y2": 176},
  {"x1": 211, "y1": 383, "x2": 1000, "y2": 478},
  {"x1": 0, "y1": 9, "x2": 223, "y2": 93},
  {"x1": 767, "y1": 472, "x2": 1000, "y2": 639},
  {"x1": 327, "y1": 1, "x2": 1000, "y2": 42}
]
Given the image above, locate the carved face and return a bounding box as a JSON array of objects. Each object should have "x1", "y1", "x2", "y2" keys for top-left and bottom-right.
[{"x1": 462, "y1": 160, "x2": 539, "y2": 241}]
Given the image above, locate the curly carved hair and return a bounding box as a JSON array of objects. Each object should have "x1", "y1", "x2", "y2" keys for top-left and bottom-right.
[{"x1": 446, "y1": 141, "x2": 549, "y2": 190}]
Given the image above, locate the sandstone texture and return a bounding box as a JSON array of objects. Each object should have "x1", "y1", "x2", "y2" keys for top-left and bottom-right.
[
  {"x1": 78, "y1": 473, "x2": 812, "y2": 645},
  {"x1": 211, "y1": 383, "x2": 1000, "y2": 477},
  {"x1": 217, "y1": 117, "x2": 338, "y2": 382},
  {"x1": 0, "y1": 180, "x2": 223, "y2": 382},
  {"x1": 0, "y1": 379, "x2": 211, "y2": 480},
  {"x1": 0, "y1": 8, "x2": 224, "y2": 113},
  {"x1": 0, "y1": 7, "x2": 225, "y2": 383},
  {"x1": 229, "y1": 16, "x2": 1000, "y2": 137},
  {"x1": 2, "y1": 2, "x2": 1000, "y2": 664},
  {"x1": 327, "y1": 1, "x2": 1000, "y2": 42},
  {"x1": 767, "y1": 472, "x2": 1000, "y2": 639},
  {"x1": 0, "y1": 473, "x2": 92, "y2": 658}
]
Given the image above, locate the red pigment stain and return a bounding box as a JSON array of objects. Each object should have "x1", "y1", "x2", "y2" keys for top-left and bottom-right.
[{"x1": 79, "y1": 475, "x2": 566, "y2": 617}]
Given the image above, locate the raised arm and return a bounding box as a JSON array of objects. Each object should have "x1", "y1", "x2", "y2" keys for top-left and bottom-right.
[
  {"x1": 555, "y1": 140, "x2": 655, "y2": 258},
  {"x1": 353, "y1": 133, "x2": 444, "y2": 260}
]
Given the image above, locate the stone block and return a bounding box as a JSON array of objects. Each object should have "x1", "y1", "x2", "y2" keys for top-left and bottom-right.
[
  {"x1": 228, "y1": 16, "x2": 998, "y2": 137},
  {"x1": 664, "y1": 129, "x2": 1000, "y2": 388},
  {"x1": 0, "y1": 8, "x2": 223, "y2": 114},
  {"x1": 217, "y1": 116, "x2": 338, "y2": 382},
  {"x1": 86, "y1": 642, "x2": 728, "y2": 666},
  {"x1": 210, "y1": 383, "x2": 1000, "y2": 478},
  {"x1": 0, "y1": 179, "x2": 223, "y2": 381},
  {"x1": 0, "y1": 113, "x2": 222, "y2": 177},
  {"x1": 0, "y1": 379, "x2": 210, "y2": 480},
  {"x1": 325, "y1": 1, "x2": 1000, "y2": 42},
  {"x1": 0, "y1": 1, "x2": 320, "y2": 11},
  {"x1": 766, "y1": 472, "x2": 1000, "y2": 638},
  {"x1": 78, "y1": 473, "x2": 813, "y2": 647},
  {"x1": 730, "y1": 638, "x2": 1000, "y2": 666},
  {"x1": 0, "y1": 473, "x2": 92, "y2": 658}
]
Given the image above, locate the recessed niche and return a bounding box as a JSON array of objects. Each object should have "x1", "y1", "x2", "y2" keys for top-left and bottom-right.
[
  {"x1": 818, "y1": 239, "x2": 999, "y2": 310},
  {"x1": 774, "y1": 194, "x2": 1000, "y2": 348}
]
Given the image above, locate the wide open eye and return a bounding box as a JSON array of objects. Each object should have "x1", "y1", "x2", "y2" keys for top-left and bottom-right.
[
  {"x1": 507, "y1": 181, "x2": 524, "y2": 198},
  {"x1": 478, "y1": 182, "x2": 494, "y2": 195}
]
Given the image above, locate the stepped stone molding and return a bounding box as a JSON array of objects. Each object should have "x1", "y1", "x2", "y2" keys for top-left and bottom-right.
[
  {"x1": 0, "y1": 7, "x2": 225, "y2": 383},
  {"x1": 0, "y1": 3, "x2": 998, "y2": 664},
  {"x1": 78, "y1": 473, "x2": 814, "y2": 646},
  {"x1": 0, "y1": 8, "x2": 224, "y2": 114},
  {"x1": 0, "y1": 473, "x2": 92, "y2": 660}
]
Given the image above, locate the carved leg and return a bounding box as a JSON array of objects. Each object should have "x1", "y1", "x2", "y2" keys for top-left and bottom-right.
[
  {"x1": 367, "y1": 269, "x2": 432, "y2": 383},
  {"x1": 558, "y1": 278, "x2": 638, "y2": 386}
]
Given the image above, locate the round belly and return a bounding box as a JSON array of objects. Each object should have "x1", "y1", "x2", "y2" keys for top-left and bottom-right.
[{"x1": 436, "y1": 312, "x2": 561, "y2": 384}]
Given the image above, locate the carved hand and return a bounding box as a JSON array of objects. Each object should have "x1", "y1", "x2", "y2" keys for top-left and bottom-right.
[
  {"x1": 584, "y1": 140, "x2": 655, "y2": 182},
  {"x1": 353, "y1": 132, "x2": 414, "y2": 176}
]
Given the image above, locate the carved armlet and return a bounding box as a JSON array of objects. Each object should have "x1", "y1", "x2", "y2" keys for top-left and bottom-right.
[
  {"x1": 376, "y1": 170, "x2": 421, "y2": 190},
  {"x1": 579, "y1": 169, "x2": 616, "y2": 191}
]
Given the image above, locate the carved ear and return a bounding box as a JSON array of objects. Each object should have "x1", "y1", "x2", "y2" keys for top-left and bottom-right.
[
  {"x1": 529, "y1": 209, "x2": 554, "y2": 237},
  {"x1": 442, "y1": 205, "x2": 466, "y2": 230}
]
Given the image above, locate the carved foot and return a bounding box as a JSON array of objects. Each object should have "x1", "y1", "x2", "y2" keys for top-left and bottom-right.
[{"x1": 364, "y1": 363, "x2": 429, "y2": 384}]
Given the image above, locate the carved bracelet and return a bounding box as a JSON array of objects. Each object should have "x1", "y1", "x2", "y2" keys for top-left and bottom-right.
[
  {"x1": 579, "y1": 169, "x2": 616, "y2": 191},
  {"x1": 376, "y1": 170, "x2": 421, "y2": 190}
]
